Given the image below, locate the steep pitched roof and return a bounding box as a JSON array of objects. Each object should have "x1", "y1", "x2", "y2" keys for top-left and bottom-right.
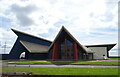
[
  {"x1": 82, "y1": 46, "x2": 94, "y2": 53},
  {"x1": 20, "y1": 40, "x2": 49, "y2": 53},
  {"x1": 85, "y1": 43, "x2": 116, "y2": 51},
  {"x1": 48, "y1": 26, "x2": 91, "y2": 53},
  {"x1": 11, "y1": 28, "x2": 52, "y2": 43}
]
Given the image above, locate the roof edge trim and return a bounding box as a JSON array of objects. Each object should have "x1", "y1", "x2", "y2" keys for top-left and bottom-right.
[{"x1": 11, "y1": 28, "x2": 52, "y2": 43}]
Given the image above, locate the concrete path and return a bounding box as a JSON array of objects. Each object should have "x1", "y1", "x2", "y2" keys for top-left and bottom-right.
[{"x1": 7, "y1": 64, "x2": 119, "y2": 68}]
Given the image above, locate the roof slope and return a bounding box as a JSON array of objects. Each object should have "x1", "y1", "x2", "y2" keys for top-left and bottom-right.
[
  {"x1": 82, "y1": 46, "x2": 94, "y2": 53},
  {"x1": 11, "y1": 28, "x2": 52, "y2": 43},
  {"x1": 20, "y1": 40, "x2": 49, "y2": 53},
  {"x1": 85, "y1": 43, "x2": 116, "y2": 51},
  {"x1": 48, "y1": 26, "x2": 92, "y2": 53}
]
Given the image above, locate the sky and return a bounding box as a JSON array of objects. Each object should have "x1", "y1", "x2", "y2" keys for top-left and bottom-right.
[{"x1": 0, "y1": 0, "x2": 119, "y2": 57}]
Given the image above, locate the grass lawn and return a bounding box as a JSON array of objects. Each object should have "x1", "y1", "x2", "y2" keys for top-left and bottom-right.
[
  {"x1": 2, "y1": 67, "x2": 119, "y2": 76},
  {"x1": 108, "y1": 58, "x2": 120, "y2": 60},
  {"x1": 6, "y1": 60, "x2": 119, "y2": 65}
]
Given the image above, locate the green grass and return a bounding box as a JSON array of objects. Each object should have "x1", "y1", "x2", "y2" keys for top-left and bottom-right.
[
  {"x1": 109, "y1": 58, "x2": 120, "y2": 60},
  {"x1": 71, "y1": 61, "x2": 119, "y2": 65},
  {"x1": 2, "y1": 67, "x2": 119, "y2": 75},
  {"x1": 8, "y1": 60, "x2": 119, "y2": 65},
  {"x1": 14, "y1": 61, "x2": 52, "y2": 64}
]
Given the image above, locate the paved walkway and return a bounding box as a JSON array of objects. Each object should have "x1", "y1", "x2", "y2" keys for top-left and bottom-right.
[{"x1": 7, "y1": 64, "x2": 119, "y2": 68}]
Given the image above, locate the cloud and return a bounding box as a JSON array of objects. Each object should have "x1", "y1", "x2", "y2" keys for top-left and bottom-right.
[
  {"x1": 0, "y1": 0, "x2": 119, "y2": 56},
  {"x1": 0, "y1": 28, "x2": 17, "y2": 54},
  {"x1": 0, "y1": 16, "x2": 12, "y2": 28},
  {"x1": 109, "y1": 47, "x2": 119, "y2": 57},
  {"x1": 10, "y1": 4, "x2": 38, "y2": 26}
]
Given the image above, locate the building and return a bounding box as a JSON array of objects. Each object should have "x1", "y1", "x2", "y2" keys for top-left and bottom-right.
[{"x1": 2, "y1": 26, "x2": 116, "y2": 61}]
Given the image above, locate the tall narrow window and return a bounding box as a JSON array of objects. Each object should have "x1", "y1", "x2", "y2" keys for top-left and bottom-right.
[{"x1": 60, "y1": 38, "x2": 74, "y2": 60}]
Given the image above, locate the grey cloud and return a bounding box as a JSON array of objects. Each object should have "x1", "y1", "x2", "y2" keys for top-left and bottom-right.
[
  {"x1": 11, "y1": 4, "x2": 38, "y2": 26},
  {"x1": 47, "y1": 0, "x2": 59, "y2": 4}
]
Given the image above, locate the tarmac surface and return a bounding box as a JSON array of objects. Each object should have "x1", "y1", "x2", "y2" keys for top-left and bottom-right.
[{"x1": 7, "y1": 64, "x2": 119, "y2": 68}]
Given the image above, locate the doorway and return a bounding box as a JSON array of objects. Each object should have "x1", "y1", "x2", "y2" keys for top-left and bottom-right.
[{"x1": 19, "y1": 52, "x2": 25, "y2": 59}]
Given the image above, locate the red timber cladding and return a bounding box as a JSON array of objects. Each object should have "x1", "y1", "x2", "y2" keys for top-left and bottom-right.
[
  {"x1": 73, "y1": 41, "x2": 78, "y2": 61},
  {"x1": 52, "y1": 42, "x2": 58, "y2": 60}
]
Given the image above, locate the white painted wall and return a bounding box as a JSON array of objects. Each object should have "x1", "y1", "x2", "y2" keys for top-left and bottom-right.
[{"x1": 88, "y1": 47, "x2": 107, "y2": 59}]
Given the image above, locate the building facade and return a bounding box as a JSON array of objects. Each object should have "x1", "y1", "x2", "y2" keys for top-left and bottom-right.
[{"x1": 2, "y1": 26, "x2": 116, "y2": 61}]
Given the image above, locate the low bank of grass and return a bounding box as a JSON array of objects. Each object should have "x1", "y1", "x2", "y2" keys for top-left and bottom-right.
[
  {"x1": 2, "y1": 67, "x2": 119, "y2": 76},
  {"x1": 9, "y1": 60, "x2": 119, "y2": 65},
  {"x1": 108, "y1": 58, "x2": 120, "y2": 60}
]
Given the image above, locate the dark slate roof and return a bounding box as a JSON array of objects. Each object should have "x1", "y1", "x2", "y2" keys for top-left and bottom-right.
[
  {"x1": 11, "y1": 28, "x2": 52, "y2": 43},
  {"x1": 20, "y1": 41, "x2": 49, "y2": 53}
]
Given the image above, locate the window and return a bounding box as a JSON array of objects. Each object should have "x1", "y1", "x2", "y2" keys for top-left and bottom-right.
[{"x1": 59, "y1": 39, "x2": 74, "y2": 60}]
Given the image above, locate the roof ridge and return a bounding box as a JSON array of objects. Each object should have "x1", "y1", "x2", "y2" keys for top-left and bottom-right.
[
  {"x1": 48, "y1": 26, "x2": 88, "y2": 53},
  {"x1": 11, "y1": 28, "x2": 52, "y2": 43}
]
